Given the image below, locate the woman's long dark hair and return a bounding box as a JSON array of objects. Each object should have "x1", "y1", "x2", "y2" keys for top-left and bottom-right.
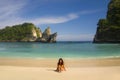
[{"x1": 58, "y1": 58, "x2": 64, "y2": 65}]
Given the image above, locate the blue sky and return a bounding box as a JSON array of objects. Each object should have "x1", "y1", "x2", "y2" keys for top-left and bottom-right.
[{"x1": 0, "y1": 0, "x2": 110, "y2": 41}]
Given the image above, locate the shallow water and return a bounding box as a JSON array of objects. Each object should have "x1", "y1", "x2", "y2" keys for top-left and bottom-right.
[{"x1": 0, "y1": 42, "x2": 120, "y2": 59}]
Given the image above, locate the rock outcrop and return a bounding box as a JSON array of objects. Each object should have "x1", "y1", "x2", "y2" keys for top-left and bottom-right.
[
  {"x1": 42, "y1": 27, "x2": 51, "y2": 41},
  {"x1": 93, "y1": 0, "x2": 120, "y2": 43},
  {"x1": 36, "y1": 27, "x2": 57, "y2": 43},
  {"x1": 0, "y1": 23, "x2": 57, "y2": 43}
]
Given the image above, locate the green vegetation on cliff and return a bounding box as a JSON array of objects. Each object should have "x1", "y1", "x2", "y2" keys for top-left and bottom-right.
[
  {"x1": 94, "y1": 0, "x2": 120, "y2": 43},
  {"x1": 0, "y1": 23, "x2": 41, "y2": 41},
  {"x1": 0, "y1": 23, "x2": 57, "y2": 42},
  {"x1": 107, "y1": 0, "x2": 120, "y2": 26}
]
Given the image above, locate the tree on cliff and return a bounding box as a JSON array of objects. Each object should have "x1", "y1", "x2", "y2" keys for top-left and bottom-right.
[
  {"x1": 93, "y1": 0, "x2": 120, "y2": 43},
  {"x1": 0, "y1": 23, "x2": 41, "y2": 41},
  {"x1": 0, "y1": 23, "x2": 57, "y2": 42}
]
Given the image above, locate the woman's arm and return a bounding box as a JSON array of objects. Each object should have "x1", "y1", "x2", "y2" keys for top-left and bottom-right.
[
  {"x1": 63, "y1": 65, "x2": 66, "y2": 71},
  {"x1": 56, "y1": 65, "x2": 61, "y2": 72}
]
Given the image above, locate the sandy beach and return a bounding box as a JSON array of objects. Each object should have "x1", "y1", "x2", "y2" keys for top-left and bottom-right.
[{"x1": 0, "y1": 58, "x2": 120, "y2": 80}]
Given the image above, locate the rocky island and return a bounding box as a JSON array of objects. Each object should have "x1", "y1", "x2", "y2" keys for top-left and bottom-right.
[
  {"x1": 93, "y1": 0, "x2": 120, "y2": 43},
  {"x1": 0, "y1": 23, "x2": 57, "y2": 43}
]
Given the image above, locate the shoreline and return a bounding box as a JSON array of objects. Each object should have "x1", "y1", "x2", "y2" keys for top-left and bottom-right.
[{"x1": 0, "y1": 57, "x2": 120, "y2": 67}]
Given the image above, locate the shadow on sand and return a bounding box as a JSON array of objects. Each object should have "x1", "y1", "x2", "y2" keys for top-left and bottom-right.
[{"x1": 47, "y1": 69, "x2": 59, "y2": 73}]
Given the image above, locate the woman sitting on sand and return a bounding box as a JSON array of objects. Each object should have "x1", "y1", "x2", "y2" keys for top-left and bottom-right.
[{"x1": 56, "y1": 58, "x2": 66, "y2": 72}]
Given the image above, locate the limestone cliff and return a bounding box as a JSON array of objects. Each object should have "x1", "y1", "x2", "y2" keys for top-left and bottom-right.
[
  {"x1": 0, "y1": 23, "x2": 57, "y2": 43},
  {"x1": 36, "y1": 27, "x2": 57, "y2": 43},
  {"x1": 93, "y1": 0, "x2": 120, "y2": 43},
  {"x1": 42, "y1": 27, "x2": 51, "y2": 40}
]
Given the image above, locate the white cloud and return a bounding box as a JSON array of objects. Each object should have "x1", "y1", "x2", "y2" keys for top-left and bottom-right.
[
  {"x1": 29, "y1": 13, "x2": 79, "y2": 25},
  {"x1": 0, "y1": 0, "x2": 100, "y2": 28},
  {"x1": 0, "y1": 0, "x2": 79, "y2": 27},
  {"x1": 57, "y1": 34, "x2": 94, "y2": 41},
  {"x1": 0, "y1": 13, "x2": 79, "y2": 28},
  {"x1": 78, "y1": 10, "x2": 101, "y2": 15},
  {"x1": 0, "y1": 0, "x2": 27, "y2": 28}
]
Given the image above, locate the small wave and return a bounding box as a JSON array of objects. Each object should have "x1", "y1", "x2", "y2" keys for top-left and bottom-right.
[
  {"x1": 100, "y1": 56, "x2": 120, "y2": 59},
  {"x1": 0, "y1": 48, "x2": 6, "y2": 51},
  {"x1": 34, "y1": 57, "x2": 47, "y2": 60}
]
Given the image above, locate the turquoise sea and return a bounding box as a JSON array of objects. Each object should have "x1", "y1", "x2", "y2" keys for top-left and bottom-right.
[{"x1": 0, "y1": 42, "x2": 120, "y2": 59}]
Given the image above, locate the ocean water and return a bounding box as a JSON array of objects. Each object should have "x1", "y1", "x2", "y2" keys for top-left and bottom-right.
[{"x1": 0, "y1": 42, "x2": 120, "y2": 59}]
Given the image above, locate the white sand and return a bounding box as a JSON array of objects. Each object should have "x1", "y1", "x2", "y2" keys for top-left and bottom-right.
[
  {"x1": 0, "y1": 66, "x2": 120, "y2": 80},
  {"x1": 0, "y1": 58, "x2": 120, "y2": 80}
]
